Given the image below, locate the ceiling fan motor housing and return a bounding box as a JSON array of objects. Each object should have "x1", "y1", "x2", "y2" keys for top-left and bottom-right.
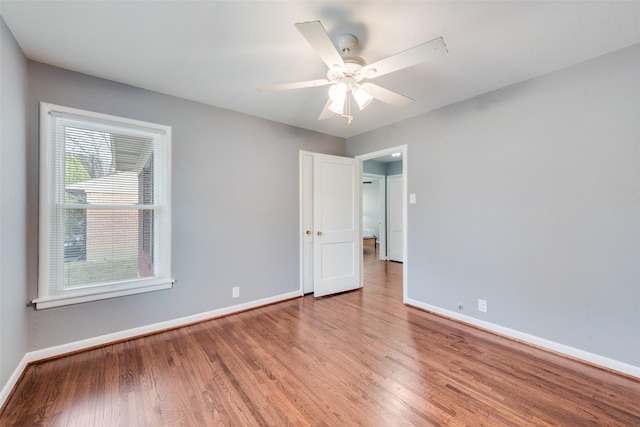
[{"x1": 327, "y1": 56, "x2": 367, "y2": 84}]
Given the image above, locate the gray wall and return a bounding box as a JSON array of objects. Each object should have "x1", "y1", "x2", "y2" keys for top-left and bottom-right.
[
  {"x1": 348, "y1": 43, "x2": 640, "y2": 367},
  {"x1": 386, "y1": 160, "x2": 402, "y2": 176},
  {"x1": 363, "y1": 159, "x2": 402, "y2": 176},
  {"x1": 25, "y1": 62, "x2": 345, "y2": 351},
  {"x1": 363, "y1": 159, "x2": 386, "y2": 175},
  {"x1": 0, "y1": 17, "x2": 28, "y2": 388}
]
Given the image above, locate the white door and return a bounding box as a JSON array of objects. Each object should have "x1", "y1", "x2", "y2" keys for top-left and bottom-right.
[
  {"x1": 313, "y1": 153, "x2": 362, "y2": 297},
  {"x1": 387, "y1": 174, "x2": 404, "y2": 262}
]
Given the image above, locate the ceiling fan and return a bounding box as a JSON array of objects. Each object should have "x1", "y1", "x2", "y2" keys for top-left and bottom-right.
[{"x1": 258, "y1": 20, "x2": 448, "y2": 124}]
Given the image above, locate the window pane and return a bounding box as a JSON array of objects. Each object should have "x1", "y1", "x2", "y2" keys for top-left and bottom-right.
[
  {"x1": 65, "y1": 191, "x2": 86, "y2": 261},
  {"x1": 64, "y1": 127, "x2": 154, "y2": 205},
  {"x1": 64, "y1": 127, "x2": 114, "y2": 178},
  {"x1": 66, "y1": 171, "x2": 141, "y2": 205},
  {"x1": 63, "y1": 208, "x2": 154, "y2": 288}
]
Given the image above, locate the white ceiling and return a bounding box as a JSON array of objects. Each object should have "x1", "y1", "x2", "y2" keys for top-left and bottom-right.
[{"x1": 2, "y1": 1, "x2": 640, "y2": 139}]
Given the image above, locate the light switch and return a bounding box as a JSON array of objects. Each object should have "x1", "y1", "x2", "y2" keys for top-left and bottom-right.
[{"x1": 409, "y1": 193, "x2": 417, "y2": 204}]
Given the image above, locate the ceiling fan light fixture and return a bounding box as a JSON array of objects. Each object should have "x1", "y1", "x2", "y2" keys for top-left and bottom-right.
[
  {"x1": 328, "y1": 83, "x2": 347, "y2": 114},
  {"x1": 328, "y1": 100, "x2": 345, "y2": 115},
  {"x1": 353, "y1": 87, "x2": 373, "y2": 110},
  {"x1": 328, "y1": 83, "x2": 346, "y2": 102}
]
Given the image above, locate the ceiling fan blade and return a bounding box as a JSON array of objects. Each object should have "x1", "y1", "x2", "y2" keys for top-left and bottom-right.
[
  {"x1": 363, "y1": 37, "x2": 447, "y2": 78},
  {"x1": 360, "y1": 83, "x2": 414, "y2": 108},
  {"x1": 295, "y1": 21, "x2": 345, "y2": 70},
  {"x1": 318, "y1": 99, "x2": 333, "y2": 120},
  {"x1": 257, "y1": 79, "x2": 331, "y2": 93}
]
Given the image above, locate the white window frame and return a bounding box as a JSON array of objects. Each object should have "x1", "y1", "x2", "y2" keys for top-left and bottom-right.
[{"x1": 34, "y1": 102, "x2": 173, "y2": 309}]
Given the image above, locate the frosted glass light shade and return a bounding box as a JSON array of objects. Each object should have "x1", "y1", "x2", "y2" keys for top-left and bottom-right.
[
  {"x1": 353, "y1": 87, "x2": 373, "y2": 110},
  {"x1": 328, "y1": 83, "x2": 347, "y2": 114},
  {"x1": 328, "y1": 101, "x2": 344, "y2": 115}
]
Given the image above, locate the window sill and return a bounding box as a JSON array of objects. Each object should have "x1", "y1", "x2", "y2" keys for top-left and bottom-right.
[{"x1": 32, "y1": 278, "x2": 174, "y2": 309}]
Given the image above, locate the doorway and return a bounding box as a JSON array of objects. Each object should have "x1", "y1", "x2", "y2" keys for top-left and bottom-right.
[
  {"x1": 362, "y1": 173, "x2": 385, "y2": 260},
  {"x1": 357, "y1": 145, "x2": 408, "y2": 303}
]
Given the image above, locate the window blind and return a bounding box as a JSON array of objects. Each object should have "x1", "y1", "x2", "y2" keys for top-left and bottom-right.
[{"x1": 35, "y1": 103, "x2": 172, "y2": 309}]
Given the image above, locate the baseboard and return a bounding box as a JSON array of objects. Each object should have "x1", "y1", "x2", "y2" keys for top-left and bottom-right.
[
  {"x1": 405, "y1": 297, "x2": 640, "y2": 379},
  {"x1": 0, "y1": 290, "x2": 302, "y2": 410},
  {"x1": 0, "y1": 355, "x2": 29, "y2": 413}
]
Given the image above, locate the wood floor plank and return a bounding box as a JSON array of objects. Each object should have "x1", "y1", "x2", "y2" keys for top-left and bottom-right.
[{"x1": 2, "y1": 248, "x2": 639, "y2": 425}]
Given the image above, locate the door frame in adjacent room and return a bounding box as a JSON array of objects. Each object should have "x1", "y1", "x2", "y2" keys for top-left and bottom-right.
[
  {"x1": 362, "y1": 172, "x2": 386, "y2": 261},
  {"x1": 386, "y1": 173, "x2": 404, "y2": 263}
]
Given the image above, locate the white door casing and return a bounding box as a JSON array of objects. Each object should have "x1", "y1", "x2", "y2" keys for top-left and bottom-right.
[
  {"x1": 300, "y1": 151, "x2": 314, "y2": 294},
  {"x1": 387, "y1": 174, "x2": 404, "y2": 262},
  {"x1": 312, "y1": 153, "x2": 362, "y2": 297}
]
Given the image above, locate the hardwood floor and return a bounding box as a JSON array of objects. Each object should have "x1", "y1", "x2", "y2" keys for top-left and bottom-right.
[{"x1": 2, "y1": 248, "x2": 639, "y2": 426}]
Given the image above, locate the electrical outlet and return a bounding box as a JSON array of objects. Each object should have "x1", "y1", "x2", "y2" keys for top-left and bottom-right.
[
  {"x1": 478, "y1": 299, "x2": 488, "y2": 313},
  {"x1": 232, "y1": 287, "x2": 240, "y2": 298}
]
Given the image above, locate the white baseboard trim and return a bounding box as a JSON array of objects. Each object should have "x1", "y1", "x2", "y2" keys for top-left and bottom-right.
[
  {"x1": 405, "y1": 297, "x2": 640, "y2": 379},
  {"x1": 0, "y1": 355, "x2": 29, "y2": 411},
  {"x1": 0, "y1": 290, "x2": 302, "y2": 410}
]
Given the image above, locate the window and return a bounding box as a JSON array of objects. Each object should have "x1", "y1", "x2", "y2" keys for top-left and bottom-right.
[{"x1": 35, "y1": 103, "x2": 172, "y2": 309}]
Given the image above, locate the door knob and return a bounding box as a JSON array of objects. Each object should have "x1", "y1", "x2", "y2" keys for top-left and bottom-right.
[
  {"x1": 305, "y1": 230, "x2": 311, "y2": 235},
  {"x1": 317, "y1": 231, "x2": 323, "y2": 236}
]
